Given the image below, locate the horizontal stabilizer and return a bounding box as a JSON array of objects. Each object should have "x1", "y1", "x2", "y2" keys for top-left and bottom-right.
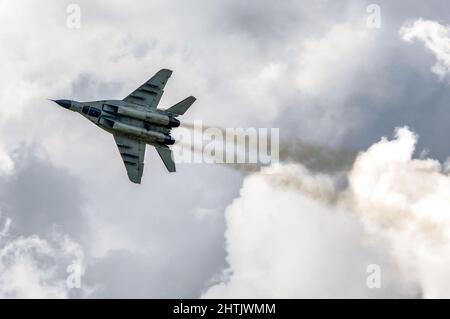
[
  {"x1": 166, "y1": 96, "x2": 196, "y2": 116},
  {"x1": 156, "y1": 146, "x2": 176, "y2": 172}
]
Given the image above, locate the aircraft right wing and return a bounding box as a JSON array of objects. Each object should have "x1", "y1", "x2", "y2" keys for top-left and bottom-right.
[{"x1": 123, "y1": 69, "x2": 172, "y2": 109}]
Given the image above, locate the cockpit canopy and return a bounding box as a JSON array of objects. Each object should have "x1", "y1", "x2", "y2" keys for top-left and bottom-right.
[{"x1": 82, "y1": 106, "x2": 101, "y2": 117}]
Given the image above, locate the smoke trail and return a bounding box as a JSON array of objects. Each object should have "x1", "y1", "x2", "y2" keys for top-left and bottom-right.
[
  {"x1": 181, "y1": 122, "x2": 219, "y2": 131},
  {"x1": 278, "y1": 138, "x2": 356, "y2": 173},
  {"x1": 178, "y1": 122, "x2": 357, "y2": 174}
]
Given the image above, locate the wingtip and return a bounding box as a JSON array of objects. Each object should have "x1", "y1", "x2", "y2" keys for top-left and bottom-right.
[
  {"x1": 160, "y1": 68, "x2": 173, "y2": 75},
  {"x1": 167, "y1": 164, "x2": 176, "y2": 173}
]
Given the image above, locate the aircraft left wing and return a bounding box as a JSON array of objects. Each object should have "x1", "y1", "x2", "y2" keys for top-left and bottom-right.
[
  {"x1": 114, "y1": 134, "x2": 146, "y2": 184},
  {"x1": 123, "y1": 69, "x2": 172, "y2": 109}
]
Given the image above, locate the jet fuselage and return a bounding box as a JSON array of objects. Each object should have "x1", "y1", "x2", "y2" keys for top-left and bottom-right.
[{"x1": 55, "y1": 99, "x2": 177, "y2": 146}]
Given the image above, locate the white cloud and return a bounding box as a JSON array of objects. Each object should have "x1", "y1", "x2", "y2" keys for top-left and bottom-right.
[
  {"x1": 0, "y1": 230, "x2": 86, "y2": 298},
  {"x1": 204, "y1": 126, "x2": 450, "y2": 298},
  {"x1": 202, "y1": 164, "x2": 408, "y2": 298},
  {"x1": 400, "y1": 19, "x2": 450, "y2": 80},
  {"x1": 348, "y1": 127, "x2": 450, "y2": 298},
  {"x1": 0, "y1": 146, "x2": 14, "y2": 176},
  {"x1": 295, "y1": 24, "x2": 371, "y2": 98},
  {"x1": 0, "y1": 154, "x2": 14, "y2": 177},
  {"x1": 0, "y1": 216, "x2": 12, "y2": 238}
]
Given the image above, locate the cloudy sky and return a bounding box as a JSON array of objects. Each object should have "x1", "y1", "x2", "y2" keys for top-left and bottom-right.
[{"x1": 1, "y1": 0, "x2": 450, "y2": 298}]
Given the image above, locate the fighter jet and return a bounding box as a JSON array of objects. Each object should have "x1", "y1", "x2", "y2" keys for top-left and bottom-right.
[{"x1": 51, "y1": 69, "x2": 195, "y2": 184}]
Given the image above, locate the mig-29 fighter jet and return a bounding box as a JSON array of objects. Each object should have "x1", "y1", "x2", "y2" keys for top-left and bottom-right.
[{"x1": 51, "y1": 69, "x2": 195, "y2": 184}]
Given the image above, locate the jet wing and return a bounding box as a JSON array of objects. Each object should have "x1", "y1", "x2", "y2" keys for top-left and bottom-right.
[
  {"x1": 114, "y1": 134, "x2": 146, "y2": 184},
  {"x1": 123, "y1": 69, "x2": 172, "y2": 109}
]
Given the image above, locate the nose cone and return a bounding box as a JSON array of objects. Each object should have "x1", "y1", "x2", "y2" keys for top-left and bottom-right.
[{"x1": 51, "y1": 99, "x2": 72, "y2": 109}]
